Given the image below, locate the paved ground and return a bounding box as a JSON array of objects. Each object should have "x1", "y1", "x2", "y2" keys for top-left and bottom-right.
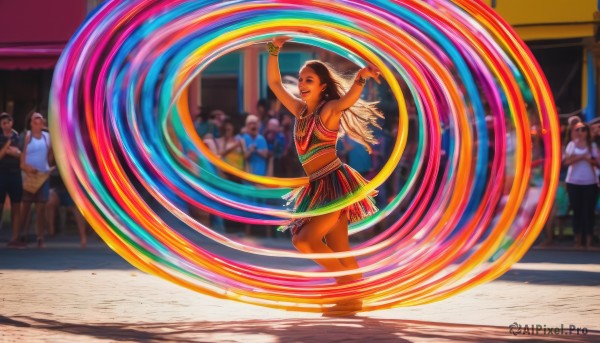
[{"x1": 0, "y1": 234, "x2": 599, "y2": 342}]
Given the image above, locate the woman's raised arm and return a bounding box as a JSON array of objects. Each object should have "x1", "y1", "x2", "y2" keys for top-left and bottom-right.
[
  {"x1": 328, "y1": 66, "x2": 381, "y2": 114},
  {"x1": 266, "y1": 37, "x2": 304, "y2": 118}
]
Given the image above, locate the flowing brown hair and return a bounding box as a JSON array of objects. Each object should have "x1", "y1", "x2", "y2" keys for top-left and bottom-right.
[{"x1": 302, "y1": 60, "x2": 383, "y2": 153}]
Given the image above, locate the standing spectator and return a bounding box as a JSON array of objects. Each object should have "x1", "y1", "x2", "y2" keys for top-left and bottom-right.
[
  {"x1": 216, "y1": 119, "x2": 246, "y2": 182},
  {"x1": 20, "y1": 112, "x2": 53, "y2": 248},
  {"x1": 242, "y1": 115, "x2": 268, "y2": 176},
  {"x1": 263, "y1": 118, "x2": 286, "y2": 177},
  {"x1": 242, "y1": 114, "x2": 268, "y2": 236},
  {"x1": 563, "y1": 122, "x2": 598, "y2": 249},
  {"x1": 0, "y1": 113, "x2": 24, "y2": 248}
]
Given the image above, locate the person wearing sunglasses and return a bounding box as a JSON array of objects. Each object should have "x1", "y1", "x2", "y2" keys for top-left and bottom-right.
[{"x1": 563, "y1": 122, "x2": 598, "y2": 249}]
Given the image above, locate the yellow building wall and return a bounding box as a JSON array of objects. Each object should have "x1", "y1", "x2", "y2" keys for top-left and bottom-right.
[{"x1": 482, "y1": 0, "x2": 597, "y2": 40}]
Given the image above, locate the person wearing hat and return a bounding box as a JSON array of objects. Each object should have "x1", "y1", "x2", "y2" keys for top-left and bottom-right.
[
  {"x1": 563, "y1": 122, "x2": 599, "y2": 249},
  {"x1": 0, "y1": 113, "x2": 25, "y2": 248}
]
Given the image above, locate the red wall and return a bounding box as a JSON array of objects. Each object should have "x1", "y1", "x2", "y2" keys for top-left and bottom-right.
[
  {"x1": 0, "y1": 0, "x2": 87, "y2": 69},
  {"x1": 0, "y1": 0, "x2": 87, "y2": 44}
]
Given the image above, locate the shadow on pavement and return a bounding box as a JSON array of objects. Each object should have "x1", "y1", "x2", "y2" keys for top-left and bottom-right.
[
  {"x1": 3, "y1": 316, "x2": 596, "y2": 342},
  {"x1": 0, "y1": 247, "x2": 134, "y2": 270},
  {"x1": 498, "y1": 269, "x2": 600, "y2": 286},
  {"x1": 0, "y1": 244, "x2": 312, "y2": 270},
  {"x1": 520, "y1": 248, "x2": 600, "y2": 265}
]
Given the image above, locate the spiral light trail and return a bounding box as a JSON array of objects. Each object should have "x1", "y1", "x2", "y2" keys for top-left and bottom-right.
[{"x1": 50, "y1": 0, "x2": 559, "y2": 312}]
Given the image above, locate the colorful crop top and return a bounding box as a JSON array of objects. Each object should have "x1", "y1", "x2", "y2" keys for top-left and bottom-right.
[{"x1": 294, "y1": 101, "x2": 338, "y2": 166}]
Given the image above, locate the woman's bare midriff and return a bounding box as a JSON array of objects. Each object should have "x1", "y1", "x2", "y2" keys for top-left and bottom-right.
[{"x1": 302, "y1": 151, "x2": 339, "y2": 176}]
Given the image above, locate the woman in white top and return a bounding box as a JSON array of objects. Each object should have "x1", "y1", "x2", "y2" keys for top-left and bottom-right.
[
  {"x1": 20, "y1": 112, "x2": 53, "y2": 248},
  {"x1": 563, "y1": 122, "x2": 599, "y2": 249}
]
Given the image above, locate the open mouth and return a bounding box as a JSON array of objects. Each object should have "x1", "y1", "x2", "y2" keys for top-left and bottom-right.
[{"x1": 300, "y1": 90, "x2": 310, "y2": 97}]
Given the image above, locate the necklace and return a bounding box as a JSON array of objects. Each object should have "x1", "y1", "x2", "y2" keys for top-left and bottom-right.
[
  {"x1": 299, "y1": 101, "x2": 325, "y2": 119},
  {"x1": 295, "y1": 111, "x2": 312, "y2": 140},
  {"x1": 295, "y1": 101, "x2": 326, "y2": 153},
  {"x1": 296, "y1": 101, "x2": 325, "y2": 137}
]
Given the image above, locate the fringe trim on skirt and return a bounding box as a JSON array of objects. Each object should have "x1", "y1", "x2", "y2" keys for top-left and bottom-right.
[{"x1": 278, "y1": 162, "x2": 378, "y2": 235}]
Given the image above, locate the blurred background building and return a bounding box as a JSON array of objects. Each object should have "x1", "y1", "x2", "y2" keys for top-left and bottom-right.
[{"x1": 484, "y1": 0, "x2": 600, "y2": 121}]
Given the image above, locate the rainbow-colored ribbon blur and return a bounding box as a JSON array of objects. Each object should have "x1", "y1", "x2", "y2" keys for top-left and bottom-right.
[{"x1": 49, "y1": 0, "x2": 560, "y2": 312}]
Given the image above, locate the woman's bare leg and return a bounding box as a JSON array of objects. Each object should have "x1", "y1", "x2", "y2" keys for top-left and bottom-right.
[
  {"x1": 322, "y1": 214, "x2": 364, "y2": 314},
  {"x1": 292, "y1": 210, "x2": 350, "y2": 278},
  {"x1": 292, "y1": 210, "x2": 363, "y2": 315},
  {"x1": 325, "y1": 215, "x2": 362, "y2": 281}
]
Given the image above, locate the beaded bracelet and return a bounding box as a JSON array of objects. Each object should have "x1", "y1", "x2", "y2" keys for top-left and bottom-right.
[
  {"x1": 355, "y1": 74, "x2": 367, "y2": 86},
  {"x1": 267, "y1": 42, "x2": 280, "y2": 56}
]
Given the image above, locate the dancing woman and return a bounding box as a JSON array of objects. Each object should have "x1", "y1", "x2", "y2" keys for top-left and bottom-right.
[{"x1": 267, "y1": 37, "x2": 382, "y2": 314}]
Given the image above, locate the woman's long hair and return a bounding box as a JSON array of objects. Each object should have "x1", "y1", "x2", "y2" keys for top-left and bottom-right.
[
  {"x1": 579, "y1": 123, "x2": 593, "y2": 152},
  {"x1": 303, "y1": 60, "x2": 383, "y2": 153}
]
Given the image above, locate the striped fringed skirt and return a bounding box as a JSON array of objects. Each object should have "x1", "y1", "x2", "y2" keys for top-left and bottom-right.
[{"x1": 278, "y1": 158, "x2": 378, "y2": 235}]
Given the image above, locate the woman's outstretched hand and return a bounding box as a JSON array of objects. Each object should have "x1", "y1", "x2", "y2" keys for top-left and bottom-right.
[
  {"x1": 272, "y1": 36, "x2": 292, "y2": 48},
  {"x1": 360, "y1": 66, "x2": 382, "y2": 84}
]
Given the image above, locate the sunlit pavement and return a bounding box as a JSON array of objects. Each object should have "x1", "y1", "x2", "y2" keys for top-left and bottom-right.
[{"x1": 1, "y1": 236, "x2": 599, "y2": 342}]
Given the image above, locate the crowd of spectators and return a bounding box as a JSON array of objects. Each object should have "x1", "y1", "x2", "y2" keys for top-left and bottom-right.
[
  {"x1": 2, "y1": 104, "x2": 599, "y2": 248},
  {"x1": 1, "y1": 112, "x2": 88, "y2": 249}
]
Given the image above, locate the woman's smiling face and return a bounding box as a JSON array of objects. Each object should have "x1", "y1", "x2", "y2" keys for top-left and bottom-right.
[{"x1": 298, "y1": 67, "x2": 325, "y2": 102}]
